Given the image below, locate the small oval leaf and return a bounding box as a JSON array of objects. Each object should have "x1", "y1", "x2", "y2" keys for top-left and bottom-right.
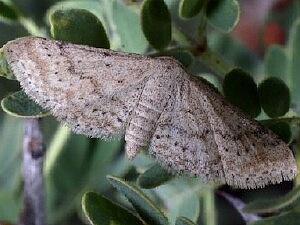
[
  {"x1": 179, "y1": 0, "x2": 204, "y2": 19},
  {"x1": 244, "y1": 185, "x2": 300, "y2": 214},
  {"x1": 164, "y1": 50, "x2": 194, "y2": 68},
  {"x1": 0, "y1": 48, "x2": 15, "y2": 80},
  {"x1": 258, "y1": 77, "x2": 290, "y2": 118},
  {"x1": 250, "y1": 211, "x2": 300, "y2": 225},
  {"x1": 0, "y1": 1, "x2": 19, "y2": 21},
  {"x1": 265, "y1": 122, "x2": 291, "y2": 143},
  {"x1": 137, "y1": 164, "x2": 173, "y2": 189},
  {"x1": 107, "y1": 175, "x2": 169, "y2": 225},
  {"x1": 141, "y1": 0, "x2": 171, "y2": 50},
  {"x1": 82, "y1": 192, "x2": 143, "y2": 225},
  {"x1": 176, "y1": 217, "x2": 197, "y2": 225},
  {"x1": 154, "y1": 49, "x2": 194, "y2": 68},
  {"x1": 206, "y1": 0, "x2": 240, "y2": 32},
  {"x1": 223, "y1": 68, "x2": 261, "y2": 118},
  {"x1": 50, "y1": 8, "x2": 110, "y2": 48},
  {"x1": 1, "y1": 91, "x2": 48, "y2": 118}
]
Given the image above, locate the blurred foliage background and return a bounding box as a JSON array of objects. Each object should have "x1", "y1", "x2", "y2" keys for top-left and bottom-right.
[{"x1": 0, "y1": 0, "x2": 300, "y2": 225}]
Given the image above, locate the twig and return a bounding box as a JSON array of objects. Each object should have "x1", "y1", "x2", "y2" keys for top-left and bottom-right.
[{"x1": 19, "y1": 119, "x2": 46, "y2": 225}]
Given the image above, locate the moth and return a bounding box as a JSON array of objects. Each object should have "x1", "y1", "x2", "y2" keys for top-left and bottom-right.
[{"x1": 2, "y1": 36, "x2": 297, "y2": 189}]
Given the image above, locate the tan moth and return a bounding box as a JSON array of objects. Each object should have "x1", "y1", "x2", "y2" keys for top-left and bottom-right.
[{"x1": 2, "y1": 37, "x2": 297, "y2": 189}]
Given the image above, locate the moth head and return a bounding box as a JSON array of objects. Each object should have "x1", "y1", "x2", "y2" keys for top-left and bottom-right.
[
  {"x1": 2, "y1": 37, "x2": 46, "y2": 82},
  {"x1": 3, "y1": 36, "x2": 37, "y2": 61}
]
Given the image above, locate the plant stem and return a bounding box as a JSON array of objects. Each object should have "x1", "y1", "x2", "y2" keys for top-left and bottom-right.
[
  {"x1": 202, "y1": 187, "x2": 216, "y2": 225},
  {"x1": 196, "y1": 49, "x2": 234, "y2": 77},
  {"x1": 172, "y1": 25, "x2": 234, "y2": 77},
  {"x1": 19, "y1": 119, "x2": 46, "y2": 225}
]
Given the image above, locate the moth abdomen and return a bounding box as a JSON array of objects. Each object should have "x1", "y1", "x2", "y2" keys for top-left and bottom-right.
[
  {"x1": 124, "y1": 69, "x2": 178, "y2": 159},
  {"x1": 125, "y1": 100, "x2": 163, "y2": 159}
]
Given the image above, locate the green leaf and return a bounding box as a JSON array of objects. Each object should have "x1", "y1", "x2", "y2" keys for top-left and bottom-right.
[
  {"x1": 107, "y1": 175, "x2": 169, "y2": 225},
  {"x1": 250, "y1": 210, "x2": 300, "y2": 225},
  {"x1": 206, "y1": 0, "x2": 240, "y2": 33},
  {"x1": 112, "y1": 0, "x2": 149, "y2": 53},
  {"x1": 0, "y1": 48, "x2": 15, "y2": 80},
  {"x1": 176, "y1": 217, "x2": 197, "y2": 225},
  {"x1": 265, "y1": 122, "x2": 291, "y2": 143},
  {"x1": 82, "y1": 192, "x2": 143, "y2": 225},
  {"x1": 244, "y1": 186, "x2": 300, "y2": 214},
  {"x1": 0, "y1": 1, "x2": 19, "y2": 21},
  {"x1": 265, "y1": 45, "x2": 288, "y2": 81},
  {"x1": 45, "y1": 125, "x2": 123, "y2": 223},
  {"x1": 50, "y1": 8, "x2": 110, "y2": 48},
  {"x1": 154, "y1": 179, "x2": 201, "y2": 224},
  {"x1": 46, "y1": 127, "x2": 89, "y2": 223},
  {"x1": 169, "y1": 51, "x2": 193, "y2": 68},
  {"x1": 141, "y1": 0, "x2": 172, "y2": 50},
  {"x1": 137, "y1": 164, "x2": 173, "y2": 189},
  {"x1": 288, "y1": 18, "x2": 300, "y2": 109},
  {"x1": 161, "y1": 50, "x2": 194, "y2": 68},
  {"x1": 0, "y1": 191, "x2": 21, "y2": 223},
  {"x1": 47, "y1": 0, "x2": 104, "y2": 21},
  {"x1": 179, "y1": 0, "x2": 204, "y2": 19},
  {"x1": 1, "y1": 91, "x2": 48, "y2": 118},
  {"x1": 84, "y1": 139, "x2": 123, "y2": 188},
  {"x1": 0, "y1": 115, "x2": 23, "y2": 191},
  {"x1": 223, "y1": 68, "x2": 261, "y2": 118},
  {"x1": 0, "y1": 116, "x2": 23, "y2": 223},
  {"x1": 258, "y1": 77, "x2": 290, "y2": 118}
]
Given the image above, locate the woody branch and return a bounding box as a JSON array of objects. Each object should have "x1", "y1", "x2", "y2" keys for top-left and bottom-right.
[{"x1": 19, "y1": 118, "x2": 46, "y2": 225}]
